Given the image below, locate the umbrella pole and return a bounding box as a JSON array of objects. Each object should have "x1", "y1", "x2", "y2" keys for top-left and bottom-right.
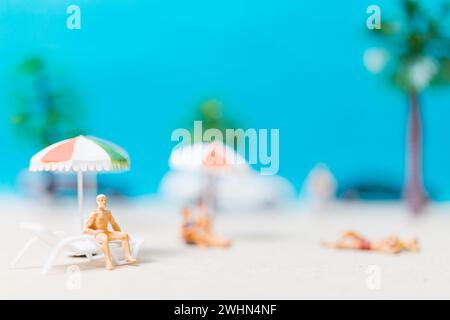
[{"x1": 77, "y1": 171, "x2": 84, "y2": 232}]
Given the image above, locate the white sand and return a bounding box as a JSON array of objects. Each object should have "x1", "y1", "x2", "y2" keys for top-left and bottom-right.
[{"x1": 1, "y1": 197, "x2": 450, "y2": 300}]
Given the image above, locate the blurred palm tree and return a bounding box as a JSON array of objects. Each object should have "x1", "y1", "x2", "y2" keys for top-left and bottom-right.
[
  {"x1": 10, "y1": 56, "x2": 84, "y2": 149},
  {"x1": 189, "y1": 98, "x2": 240, "y2": 146},
  {"x1": 9, "y1": 56, "x2": 85, "y2": 194},
  {"x1": 365, "y1": 0, "x2": 450, "y2": 213}
]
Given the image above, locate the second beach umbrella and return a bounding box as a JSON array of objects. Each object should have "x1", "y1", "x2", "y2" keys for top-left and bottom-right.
[{"x1": 169, "y1": 141, "x2": 250, "y2": 208}]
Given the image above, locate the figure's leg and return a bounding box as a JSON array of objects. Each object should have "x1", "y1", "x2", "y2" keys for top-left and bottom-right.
[
  {"x1": 321, "y1": 240, "x2": 360, "y2": 250},
  {"x1": 338, "y1": 231, "x2": 366, "y2": 249},
  {"x1": 190, "y1": 231, "x2": 210, "y2": 248},
  {"x1": 321, "y1": 241, "x2": 343, "y2": 249},
  {"x1": 341, "y1": 231, "x2": 365, "y2": 242},
  {"x1": 184, "y1": 230, "x2": 209, "y2": 247},
  {"x1": 95, "y1": 233, "x2": 114, "y2": 270},
  {"x1": 203, "y1": 233, "x2": 231, "y2": 248},
  {"x1": 322, "y1": 231, "x2": 365, "y2": 250},
  {"x1": 109, "y1": 232, "x2": 137, "y2": 263}
]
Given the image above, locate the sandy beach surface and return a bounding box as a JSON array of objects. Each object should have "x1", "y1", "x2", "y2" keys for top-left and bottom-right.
[{"x1": 1, "y1": 196, "x2": 450, "y2": 300}]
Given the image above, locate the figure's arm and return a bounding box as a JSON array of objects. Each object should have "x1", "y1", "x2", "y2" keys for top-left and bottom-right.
[
  {"x1": 109, "y1": 212, "x2": 122, "y2": 232},
  {"x1": 84, "y1": 213, "x2": 100, "y2": 235}
]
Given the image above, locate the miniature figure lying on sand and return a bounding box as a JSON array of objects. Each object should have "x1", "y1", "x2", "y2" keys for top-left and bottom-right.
[
  {"x1": 322, "y1": 231, "x2": 419, "y2": 254},
  {"x1": 84, "y1": 195, "x2": 138, "y2": 270},
  {"x1": 181, "y1": 199, "x2": 231, "y2": 248}
]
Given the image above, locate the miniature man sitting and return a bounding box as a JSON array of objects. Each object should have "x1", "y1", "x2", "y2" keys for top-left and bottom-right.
[{"x1": 84, "y1": 194, "x2": 137, "y2": 270}]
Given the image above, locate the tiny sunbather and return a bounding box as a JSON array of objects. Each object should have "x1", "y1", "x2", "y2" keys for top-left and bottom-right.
[
  {"x1": 322, "y1": 230, "x2": 419, "y2": 254},
  {"x1": 180, "y1": 202, "x2": 231, "y2": 248},
  {"x1": 84, "y1": 194, "x2": 138, "y2": 270}
]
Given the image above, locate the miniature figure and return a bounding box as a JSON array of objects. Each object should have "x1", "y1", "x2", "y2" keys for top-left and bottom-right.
[
  {"x1": 180, "y1": 200, "x2": 231, "y2": 248},
  {"x1": 181, "y1": 207, "x2": 209, "y2": 247},
  {"x1": 194, "y1": 198, "x2": 231, "y2": 247},
  {"x1": 195, "y1": 198, "x2": 213, "y2": 235},
  {"x1": 322, "y1": 231, "x2": 420, "y2": 254},
  {"x1": 302, "y1": 163, "x2": 337, "y2": 212},
  {"x1": 84, "y1": 194, "x2": 137, "y2": 270}
]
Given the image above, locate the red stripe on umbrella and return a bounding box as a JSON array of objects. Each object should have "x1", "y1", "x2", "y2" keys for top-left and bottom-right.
[{"x1": 42, "y1": 138, "x2": 76, "y2": 163}]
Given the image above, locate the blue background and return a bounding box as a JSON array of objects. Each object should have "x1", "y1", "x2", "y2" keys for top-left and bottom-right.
[{"x1": 1, "y1": 1, "x2": 450, "y2": 199}]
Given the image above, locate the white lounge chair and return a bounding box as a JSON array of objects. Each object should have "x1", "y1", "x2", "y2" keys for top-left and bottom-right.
[{"x1": 11, "y1": 222, "x2": 144, "y2": 275}]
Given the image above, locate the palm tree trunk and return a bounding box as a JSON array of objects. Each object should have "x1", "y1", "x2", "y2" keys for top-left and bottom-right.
[{"x1": 404, "y1": 92, "x2": 427, "y2": 214}]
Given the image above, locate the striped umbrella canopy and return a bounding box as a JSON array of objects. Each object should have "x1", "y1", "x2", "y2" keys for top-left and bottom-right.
[{"x1": 30, "y1": 135, "x2": 130, "y2": 231}]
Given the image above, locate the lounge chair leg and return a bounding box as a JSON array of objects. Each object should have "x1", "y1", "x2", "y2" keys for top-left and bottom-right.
[
  {"x1": 132, "y1": 240, "x2": 143, "y2": 258},
  {"x1": 11, "y1": 237, "x2": 39, "y2": 268},
  {"x1": 42, "y1": 243, "x2": 65, "y2": 275}
]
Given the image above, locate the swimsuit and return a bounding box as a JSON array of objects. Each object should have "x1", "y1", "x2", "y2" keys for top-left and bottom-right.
[{"x1": 360, "y1": 239, "x2": 372, "y2": 250}]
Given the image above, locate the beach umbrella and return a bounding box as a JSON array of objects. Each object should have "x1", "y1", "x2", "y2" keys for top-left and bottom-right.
[
  {"x1": 29, "y1": 135, "x2": 130, "y2": 231},
  {"x1": 169, "y1": 141, "x2": 250, "y2": 208}
]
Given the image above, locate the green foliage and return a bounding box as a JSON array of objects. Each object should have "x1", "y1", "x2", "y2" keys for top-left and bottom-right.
[
  {"x1": 189, "y1": 98, "x2": 240, "y2": 145},
  {"x1": 367, "y1": 0, "x2": 450, "y2": 93},
  {"x1": 9, "y1": 56, "x2": 85, "y2": 148}
]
